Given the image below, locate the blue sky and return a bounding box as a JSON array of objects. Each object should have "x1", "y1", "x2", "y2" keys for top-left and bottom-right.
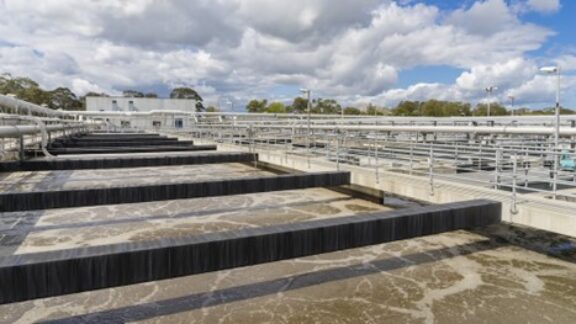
[{"x1": 0, "y1": 0, "x2": 574, "y2": 109}]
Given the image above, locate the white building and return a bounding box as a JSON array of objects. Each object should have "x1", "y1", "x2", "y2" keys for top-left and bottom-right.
[
  {"x1": 83, "y1": 97, "x2": 199, "y2": 130},
  {"x1": 86, "y1": 96, "x2": 198, "y2": 113}
]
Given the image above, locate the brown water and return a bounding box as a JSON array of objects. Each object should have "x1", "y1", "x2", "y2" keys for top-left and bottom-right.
[
  {"x1": 0, "y1": 224, "x2": 575, "y2": 323},
  {"x1": 1, "y1": 163, "x2": 576, "y2": 323}
]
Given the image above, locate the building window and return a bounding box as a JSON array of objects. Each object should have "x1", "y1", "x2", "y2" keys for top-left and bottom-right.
[
  {"x1": 152, "y1": 121, "x2": 161, "y2": 127},
  {"x1": 175, "y1": 118, "x2": 183, "y2": 128}
]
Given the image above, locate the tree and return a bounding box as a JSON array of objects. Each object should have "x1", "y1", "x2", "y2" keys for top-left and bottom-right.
[
  {"x1": 205, "y1": 106, "x2": 219, "y2": 112},
  {"x1": 287, "y1": 97, "x2": 308, "y2": 113},
  {"x1": 442, "y1": 101, "x2": 471, "y2": 117},
  {"x1": 529, "y1": 107, "x2": 575, "y2": 115},
  {"x1": 421, "y1": 100, "x2": 444, "y2": 117},
  {"x1": 313, "y1": 98, "x2": 341, "y2": 114},
  {"x1": 122, "y1": 90, "x2": 144, "y2": 98},
  {"x1": 366, "y1": 103, "x2": 379, "y2": 116},
  {"x1": 246, "y1": 99, "x2": 268, "y2": 113},
  {"x1": 474, "y1": 103, "x2": 508, "y2": 116},
  {"x1": 344, "y1": 107, "x2": 362, "y2": 115},
  {"x1": 144, "y1": 92, "x2": 158, "y2": 98},
  {"x1": 0, "y1": 75, "x2": 50, "y2": 105},
  {"x1": 392, "y1": 101, "x2": 420, "y2": 116},
  {"x1": 266, "y1": 102, "x2": 286, "y2": 113},
  {"x1": 170, "y1": 87, "x2": 202, "y2": 100},
  {"x1": 83, "y1": 91, "x2": 109, "y2": 97},
  {"x1": 170, "y1": 87, "x2": 204, "y2": 111},
  {"x1": 48, "y1": 87, "x2": 81, "y2": 110}
]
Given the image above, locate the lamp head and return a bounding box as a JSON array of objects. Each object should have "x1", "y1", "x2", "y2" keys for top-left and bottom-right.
[{"x1": 539, "y1": 66, "x2": 558, "y2": 74}]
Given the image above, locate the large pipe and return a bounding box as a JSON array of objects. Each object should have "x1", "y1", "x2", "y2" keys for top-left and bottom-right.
[
  {"x1": 0, "y1": 95, "x2": 70, "y2": 118},
  {"x1": 0, "y1": 125, "x2": 83, "y2": 138}
]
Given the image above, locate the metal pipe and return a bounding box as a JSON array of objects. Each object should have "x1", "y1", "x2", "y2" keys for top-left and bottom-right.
[
  {"x1": 0, "y1": 95, "x2": 70, "y2": 118},
  {"x1": 0, "y1": 125, "x2": 82, "y2": 137}
]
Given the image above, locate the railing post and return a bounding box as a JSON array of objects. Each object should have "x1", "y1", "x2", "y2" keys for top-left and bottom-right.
[
  {"x1": 409, "y1": 139, "x2": 414, "y2": 175},
  {"x1": 336, "y1": 129, "x2": 341, "y2": 171},
  {"x1": 374, "y1": 136, "x2": 379, "y2": 184},
  {"x1": 552, "y1": 148, "x2": 558, "y2": 200},
  {"x1": 19, "y1": 135, "x2": 25, "y2": 161},
  {"x1": 428, "y1": 143, "x2": 435, "y2": 196},
  {"x1": 511, "y1": 154, "x2": 518, "y2": 214},
  {"x1": 478, "y1": 141, "x2": 483, "y2": 171},
  {"x1": 494, "y1": 147, "x2": 502, "y2": 190}
]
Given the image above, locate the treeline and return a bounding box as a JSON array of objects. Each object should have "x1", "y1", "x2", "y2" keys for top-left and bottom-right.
[
  {"x1": 246, "y1": 97, "x2": 575, "y2": 116},
  {"x1": 0, "y1": 73, "x2": 206, "y2": 111},
  {"x1": 246, "y1": 97, "x2": 385, "y2": 115}
]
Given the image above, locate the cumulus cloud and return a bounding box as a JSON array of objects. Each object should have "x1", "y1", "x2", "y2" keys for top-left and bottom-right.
[
  {"x1": 0, "y1": 0, "x2": 567, "y2": 107},
  {"x1": 526, "y1": 0, "x2": 561, "y2": 13}
]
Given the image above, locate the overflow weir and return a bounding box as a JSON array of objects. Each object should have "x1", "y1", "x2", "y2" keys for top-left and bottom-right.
[{"x1": 2, "y1": 130, "x2": 574, "y2": 323}]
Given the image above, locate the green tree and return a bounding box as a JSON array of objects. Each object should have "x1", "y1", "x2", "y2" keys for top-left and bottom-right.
[
  {"x1": 529, "y1": 107, "x2": 575, "y2": 115},
  {"x1": 170, "y1": 87, "x2": 202, "y2": 100},
  {"x1": 287, "y1": 97, "x2": 308, "y2": 113},
  {"x1": 392, "y1": 101, "x2": 420, "y2": 116},
  {"x1": 442, "y1": 101, "x2": 471, "y2": 117},
  {"x1": 48, "y1": 87, "x2": 81, "y2": 110},
  {"x1": 266, "y1": 102, "x2": 286, "y2": 113},
  {"x1": 344, "y1": 107, "x2": 362, "y2": 115},
  {"x1": 366, "y1": 104, "x2": 390, "y2": 116},
  {"x1": 474, "y1": 103, "x2": 508, "y2": 116},
  {"x1": 246, "y1": 99, "x2": 268, "y2": 113},
  {"x1": 0, "y1": 74, "x2": 50, "y2": 105},
  {"x1": 144, "y1": 92, "x2": 158, "y2": 98},
  {"x1": 122, "y1": 90, "x2": 144, "y2": 98},
  {"x1": 170, "y1": 87, "x2": 204, "y2": 111},
  {"x1": 205, "y1": 106, "x2": 219, "y2": 112},
  {"x1": 313, "y1": 98, "x2": 341, "y2": 114},
  {"x1": 421, "y1": 100, "x2": 444, "y2": 117}
]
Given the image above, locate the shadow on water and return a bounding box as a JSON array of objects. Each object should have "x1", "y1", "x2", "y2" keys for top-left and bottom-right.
[
  {"x1": 473, "y1": 223, "x2": 576, "y2": 263},
  {"x1": 42, "y1": 239, "x2": 498, "y2": 324}
]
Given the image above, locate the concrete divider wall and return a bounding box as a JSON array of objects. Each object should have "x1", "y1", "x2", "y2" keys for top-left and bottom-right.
[
  {"x1": 0, "y1": 171, "x2": 350, "y2": 212},
  {"x1": 0, "y1": 153, "x2": 258, "y2": 172},
  {"x1": 42, "y1": 144, "x2": 217, "y2": 155},
  {"x1": 53, "y1": 140, "x2": 195, "y2": 147},
  {"x1": 0, "y1": 199, "x2": 501, "y2": 304}
]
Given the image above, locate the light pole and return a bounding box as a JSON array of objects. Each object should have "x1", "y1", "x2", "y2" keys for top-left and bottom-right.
[
  {"x1": 485, "y1": 86, "x2": 497, "y2": 117},
  {"x1": 299, "y1": 88, "x2": 312, "y2": 151},
  {"x1": 508, "y1": 95, "x2": 515, "y2": 117},
  {"x1": 540, "y1": 65, "x2": 561, "y2": 199}
]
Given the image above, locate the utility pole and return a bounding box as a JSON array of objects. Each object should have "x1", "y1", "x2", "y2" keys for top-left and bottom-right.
[
  {"x1": 508, "y1": 95, "x2": 515, "y2": 117},
  {"x1": 299, "y1": 89, "x2": 312, "y2": 152},
  {"x1": 485, "y1": 86, "x2": 497, "y2": 118}
]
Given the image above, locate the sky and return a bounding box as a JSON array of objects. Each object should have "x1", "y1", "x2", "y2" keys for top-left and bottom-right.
[{"x1": 0, "y1": 0, "x2": 574, "y2": 110}]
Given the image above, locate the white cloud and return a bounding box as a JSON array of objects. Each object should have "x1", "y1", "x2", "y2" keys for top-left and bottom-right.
[
  {"x1": 447, "y1": 0, "x2": 516, "y2": 35},
  {"x1": 527, "y1": 0, "x2": 561, "y2": 13},
  {"x1": 0, "y1": 0, "x2": 567, "y2": 107},
  {"x1": 456, "y1": 58, "x2": 537, "y2": 91}
]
